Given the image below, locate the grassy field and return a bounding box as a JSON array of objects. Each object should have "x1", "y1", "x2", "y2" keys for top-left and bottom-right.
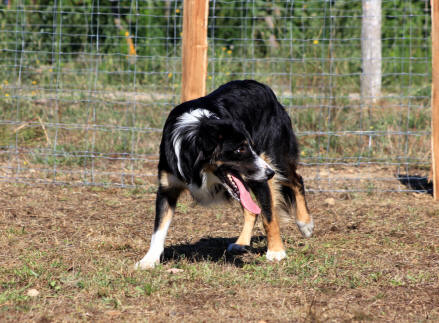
[{"x1": 1, "y1": 178, "x2": 438, "y2": 322}]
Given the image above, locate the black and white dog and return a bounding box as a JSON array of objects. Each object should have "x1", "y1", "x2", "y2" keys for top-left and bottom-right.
[{"x1": 135, "y1": 80, "x2": 313, "y2": 269}]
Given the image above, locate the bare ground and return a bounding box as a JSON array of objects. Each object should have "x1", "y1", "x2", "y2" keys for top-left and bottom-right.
[{"x1": 1, "y1": 178, "x2": 439, "y2": 322}]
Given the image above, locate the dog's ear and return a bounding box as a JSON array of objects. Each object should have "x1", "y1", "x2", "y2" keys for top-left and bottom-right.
[
  {"x1": 197, "y1": 118, "x2": 225, "y2": 153},
  {"x1": 193, "y1": 120, "x2": 221, "y2": 176}
]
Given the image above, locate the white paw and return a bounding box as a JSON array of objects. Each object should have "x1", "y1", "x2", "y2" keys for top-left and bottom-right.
[
  {"x1": 227, "y1": 243, "x2": 248, "y2": 253},
  {"x1": 134, "y1": 253, "x2": 161, "y2": 270},
  {"x1": 266, "y1": 249, "x2": 287, "y2": 262},
  {"x1": 296, "y1": 219, "x2": 314, "y2": 238}
]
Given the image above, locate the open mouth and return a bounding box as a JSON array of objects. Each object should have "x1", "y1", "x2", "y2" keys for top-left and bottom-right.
[
  {"x1": 224, "y1": 173, "x2": 240, "y2": 200},
  {"x1": 221, "y1": 172, "x2": 261, "y2": 214}
]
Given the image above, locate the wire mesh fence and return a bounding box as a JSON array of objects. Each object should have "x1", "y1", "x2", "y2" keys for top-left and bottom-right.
[{"x1": 0, "y1": 0, "x2": 432, "y2": 193}]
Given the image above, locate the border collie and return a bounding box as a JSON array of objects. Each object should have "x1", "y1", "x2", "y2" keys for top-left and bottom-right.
[{"x1": 135, "y1": 80, "x2": 313, "y2": 269}]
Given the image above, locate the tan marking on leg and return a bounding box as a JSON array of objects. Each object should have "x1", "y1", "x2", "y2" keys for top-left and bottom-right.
[
  {"x1": 279, "y1": 169, "x2": 311, "y2": 225},
  {"x1": 159, "y1": 171, "x2": 185, "y2": 190},
  {"x1": 159, "y1": 171, "x2": 170, "y2": 188},
  {"x1": 135, "y1": 191, "x2": 179, "y2": 270},
  {"x1": 260, "y1": 153, "x2": 293, "y2": 225},
  {"x1": 158, "y1": 206, "x2": 174, "y2": 231},
  {"x1": 263, "y1": 178, "x2": 285, "y2": 252},
  {"x1": 261, "y1": 153, "x2": 312, "y2": 238},
  {"x1": 260, "y1": 153, "x2": 284, "y2": 211},
  {"x1": 262, "y1": 215, "x2": 284, "y2": 252},
  {"x1": 267, "y1": 176, "x2": 281, "y2": 208},
  {"x1": 235, "y1": 209, "x2": 257, "y2": 246},
  {"x1": 283, "y1": 171, "x2": 314, "y2": 238},
  {"x1": 291, "y1": 185, "x2": 311, "y2": 224},
  {"x1": 252, "y1": 155, "x2": 286, "y2": 252}
]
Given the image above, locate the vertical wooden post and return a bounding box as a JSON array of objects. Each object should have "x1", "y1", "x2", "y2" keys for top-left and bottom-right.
[
  {"x1": 361, "y1": 0, "x2": 382, "y2": 103},
  {"x1": 432, "y1": 0, "x2": 439, "y2": 200},
  {"x1": 181, "y1": 0, "x2": 209, "y2": 103}
]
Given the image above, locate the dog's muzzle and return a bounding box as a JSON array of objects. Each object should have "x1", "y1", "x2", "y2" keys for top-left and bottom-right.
[
  {"x1": 249, "y1": 155, "x2": 275, "y2": 182},
  {"x1": 265, "y1": 167, "x2": 275, "y2": 180}
]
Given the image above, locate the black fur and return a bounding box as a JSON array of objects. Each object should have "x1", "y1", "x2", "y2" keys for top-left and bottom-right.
[
  {"x1": 159, "y1": 79, "x2": 299, "y2": 188},
  {"x1": 152, "y1": 79, "x2": 311, "y2": 240},
  {"x1": 136, "y1": 80, "x2": 312, "y2": 269}
]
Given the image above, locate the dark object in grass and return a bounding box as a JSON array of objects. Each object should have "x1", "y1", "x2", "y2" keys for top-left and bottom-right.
[{"x1": 397, "y1": 174, "x2": 433, "y2": 195}]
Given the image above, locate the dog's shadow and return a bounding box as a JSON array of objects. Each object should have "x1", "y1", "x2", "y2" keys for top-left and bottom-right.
[{"x1": 162, "y1": 236, "x2": 267, "y2": 268}]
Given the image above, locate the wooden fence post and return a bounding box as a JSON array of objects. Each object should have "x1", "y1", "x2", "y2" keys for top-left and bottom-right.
[
  {"x1": 432, "y1": 0, "x2": 439, "y2": 200},
  {"x1": 181, "y1": 0, "x2": 209, "y2": 103}
]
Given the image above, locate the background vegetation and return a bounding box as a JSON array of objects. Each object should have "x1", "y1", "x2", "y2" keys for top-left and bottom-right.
[{"x1": 0, "y1": 0, "x2": 432, "y2": 187}]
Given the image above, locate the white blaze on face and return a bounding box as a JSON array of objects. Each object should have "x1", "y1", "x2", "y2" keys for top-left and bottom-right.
[
  {"x1": 171, "y1": 109, "x2": 216, "y2": 180},
  {"x1": 249, "y1": 148, "x2": 274, "y2": 181}
]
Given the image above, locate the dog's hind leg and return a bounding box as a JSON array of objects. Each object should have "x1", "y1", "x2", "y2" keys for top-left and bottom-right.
[
  {"x1": 288, "y1": 169, "x2": 314, "y2": 238},
  {"x1": 227, "y1": 209, "x2": 257, "y2": 253},
  {"x1": 250, "y1": 181, "x2": 286, "y2": 262},
  {"x1": 135, "y1": 185, "x2": 182, "y2": 269}
]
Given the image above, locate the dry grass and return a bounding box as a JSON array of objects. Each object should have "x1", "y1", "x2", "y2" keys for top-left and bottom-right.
[{"x1": 1, "y1": 177, "x2": 439, "y2": 322}]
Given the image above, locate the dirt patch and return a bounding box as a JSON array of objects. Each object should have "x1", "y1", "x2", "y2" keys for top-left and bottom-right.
[{"x1": 1, "y1": 181, "x2": 438, "y2": 322}]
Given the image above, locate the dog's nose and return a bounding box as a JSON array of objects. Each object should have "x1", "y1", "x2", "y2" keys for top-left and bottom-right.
[{"x1": 265, "y1": 168, "x2": 275, "y2": 180}]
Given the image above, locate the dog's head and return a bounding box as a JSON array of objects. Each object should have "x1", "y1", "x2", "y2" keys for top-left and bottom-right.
[{"x1": 195, "y1": 117, "x2": 275, "y2": 213}]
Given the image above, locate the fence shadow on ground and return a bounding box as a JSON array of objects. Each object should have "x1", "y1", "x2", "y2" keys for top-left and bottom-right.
[
  {"x1": 397, "y1": 174, "x2": 433, "y2": 195},
  {"x1": 163, "y1": 236, "x2": 267, "y2": 268}
]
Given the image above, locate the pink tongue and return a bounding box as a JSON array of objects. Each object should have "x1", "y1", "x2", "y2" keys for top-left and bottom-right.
[{"x1": 231, "y1": 175, "x2": 261, "y2": 214}]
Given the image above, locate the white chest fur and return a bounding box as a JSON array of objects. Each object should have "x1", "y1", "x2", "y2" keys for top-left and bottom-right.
[{"x1": 188, "y1": 171, "x2": 227, "y2": 205}]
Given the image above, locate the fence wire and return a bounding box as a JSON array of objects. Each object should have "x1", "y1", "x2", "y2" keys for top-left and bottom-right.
[{"x1": 0, "y1": 0, "x2": 432, "y2": 193}]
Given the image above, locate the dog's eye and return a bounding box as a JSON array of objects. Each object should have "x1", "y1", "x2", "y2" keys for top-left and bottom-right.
[{"x1": 235, "y1": 145, "x2": 247, "y2": 154}]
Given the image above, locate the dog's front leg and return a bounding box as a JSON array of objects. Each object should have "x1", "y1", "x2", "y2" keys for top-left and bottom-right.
[
  {"x1": 135, "y1": 187, "x2": 181, "y2": 269},
  {"x1": 227, "y1": 209, "x2": 257, "y2": 253},
  {"x1": 250, "y1": 182, "x2": 287, "y2": 262}
]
